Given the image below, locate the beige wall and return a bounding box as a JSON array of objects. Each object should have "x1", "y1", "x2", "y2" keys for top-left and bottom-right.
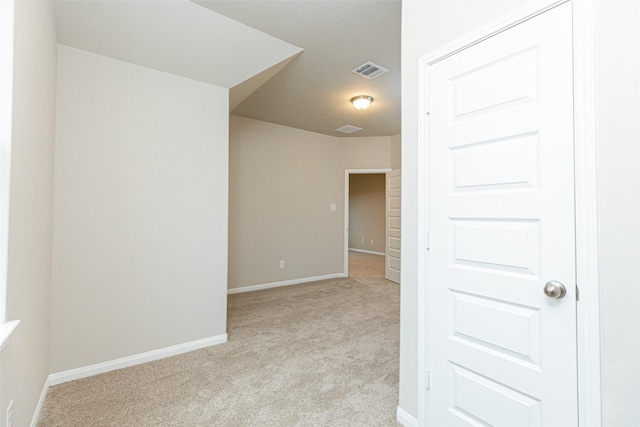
[
  {"x1": 50, "y1": 46, "x2": 229, "y2": 373},
  {"x1": 390, "y1": 133, "x2": 401, "y2": 170},
  {"x1": 0, "y1": 1, "x2": 57, "y2": 426},
  {"x1": 229, "y1": 115, "x2": 343, "y2": 288},
  {"x1": 401, "y1": 0, "x2": 639, "y2": 423},
  {"x1": 595, "y1": 0, "x2": 640, "y2": 424},
  {"x1": 349, "y1": 174, "x2": 386, "y2": 253},
  {"x1": 229, "y1": 115, "x2": 393, "y2": 289},
  {"x1": 341, "y1": 135, "x2": 394, "y2": 169}
]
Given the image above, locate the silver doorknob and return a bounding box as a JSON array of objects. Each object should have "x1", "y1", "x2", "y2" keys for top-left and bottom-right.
[{"x1": 543, "y1": 281, "x2": 566, "y2": 299}]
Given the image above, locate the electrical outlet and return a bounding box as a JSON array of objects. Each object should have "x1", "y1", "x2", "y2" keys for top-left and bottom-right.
[
  {"x1": 370, "y1": 239, "x2": 374, "y2": 244},
  {"x1": 6, "y1": 400, "x2": 13, "y2": 427},
  {"x1": 361, "y1": 238, "x2": 364, "y2": 243},
  {"x1": 279, "y1": 260, "x2": 285, "y2": 269}
]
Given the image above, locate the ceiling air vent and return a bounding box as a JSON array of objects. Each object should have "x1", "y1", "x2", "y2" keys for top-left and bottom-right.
[
  {"x1": 335, "y1": 125, "x2": 363, "y2": 135},
  {"x1": 352, "y1": 62, "x2": 389, "y2": 80}
]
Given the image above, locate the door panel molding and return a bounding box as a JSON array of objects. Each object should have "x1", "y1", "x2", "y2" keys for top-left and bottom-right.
[
  {"x1": 415, "y1": 0, "x2": 601, "y2": 425},
  {"x1": 386, "y1": 169, "x2": 401, "y2": 283}
]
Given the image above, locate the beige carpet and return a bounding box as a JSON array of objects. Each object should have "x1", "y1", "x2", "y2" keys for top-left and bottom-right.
[{"x1": 37, "y1": 252, "x2": 400, "y2": 426}]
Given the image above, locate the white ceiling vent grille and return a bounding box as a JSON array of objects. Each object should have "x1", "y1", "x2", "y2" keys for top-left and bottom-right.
[
  {"x1": 352, "y1": 62, "x2": 389, "y2": 80},
  {"x1": 335, "y1": 125, "x2": 363, "y2": 135}
]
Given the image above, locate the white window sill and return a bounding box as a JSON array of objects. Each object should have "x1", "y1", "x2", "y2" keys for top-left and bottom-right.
[{"x1": 0, "y1": 319, "x2": 20, "y2": 352}]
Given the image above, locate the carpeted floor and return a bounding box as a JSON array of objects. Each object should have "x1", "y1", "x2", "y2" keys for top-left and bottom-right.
[{"x1": 37, "y1": 252, "x2": 400, "y2": 426}]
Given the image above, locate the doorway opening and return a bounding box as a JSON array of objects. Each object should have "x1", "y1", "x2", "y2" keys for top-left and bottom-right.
[{"x1": 343, "y1": 169, "x2": 390, "y2": 277}]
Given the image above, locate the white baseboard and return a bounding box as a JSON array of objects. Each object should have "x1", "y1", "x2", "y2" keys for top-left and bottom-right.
[
  {"x1": 228, "y1": 273, "x2": 346, "y2": 294},
  {"x1": 48, "y1": 333, "x2": 228, "y2": 386},
  {"x1": 397, "y1": 406, "x2": 418, "y2": 427},
  {"x1": 30, "y1": 375, "x2": 51, "y2": 427},
  {"x1": 348, "y1": 248, "x2": 385, "y2": 256}
]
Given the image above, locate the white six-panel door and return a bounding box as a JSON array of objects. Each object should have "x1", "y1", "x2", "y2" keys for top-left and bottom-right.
[
  {"x1": 427, "y1": 3, "x2": 577, "y2": 426},
  {"x1": 386, "y1": 169, "x2": 401, "y2": 283}
]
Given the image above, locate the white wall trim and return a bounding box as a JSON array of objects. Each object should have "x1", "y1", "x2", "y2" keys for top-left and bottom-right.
[
  {"x1": 348, "y1": 248, "x2": 385, "y2": 257},
  {"x1": 30, "y1": 376, "x2": 50, "y2": 427},
  {"x1": 397, "y1": 406, "x2": 418, "y2": 427},
  {"x1": 344, "y1": 169, "x2": 391, "y2": 277},
  {"x1": 228, "y1": 273, "x2": 346, "y2": 295},
  {"x1": 416, "y1": 0, "x2": 600, "y2": 425},
  {"x1": 573, "y1": 0, "x2": 603, "y2": 424},
  {"x1": 49, "y1": 334, "x2": 228, "y2": 386}
]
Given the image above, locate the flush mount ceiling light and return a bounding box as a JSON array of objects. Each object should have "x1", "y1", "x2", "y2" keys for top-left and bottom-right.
[{"x1": 351, "y1": 95, "x2": 373, "y2": 110}]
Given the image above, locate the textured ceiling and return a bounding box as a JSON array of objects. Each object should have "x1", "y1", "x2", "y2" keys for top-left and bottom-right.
[{"x1": 194, "y1": 0, "x2": 401, "y2": 137}]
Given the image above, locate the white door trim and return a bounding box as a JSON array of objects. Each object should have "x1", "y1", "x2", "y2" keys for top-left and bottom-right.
[
  {"x1": 344, "y1": 169, "x2": 391, "y2": 276},
  {"x1": 415, "y1": 0, "x2": 601, "y2": 425},
  {"x1": 572, "y1": 0, "x2": 602, "y2": 425}
]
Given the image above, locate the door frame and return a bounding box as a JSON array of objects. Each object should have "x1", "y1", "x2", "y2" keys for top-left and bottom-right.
[
  {"x1": 415, "y1": 0, "x2": 601, "y2": 425},
  {"x1": 343, "y1": 169, "x2": 391, "y2": 276}
]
